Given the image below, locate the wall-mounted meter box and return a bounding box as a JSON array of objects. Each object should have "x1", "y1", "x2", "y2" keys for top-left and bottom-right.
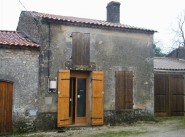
[{"x1": 49, "y1": 80, "x2": 56, "y2": 89}]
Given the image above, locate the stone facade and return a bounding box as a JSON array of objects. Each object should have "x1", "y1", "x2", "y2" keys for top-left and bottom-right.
[
  {"x1": 0, "y1": 47, "x2": 39, "y2": 131},
  {"x1": 15, "y1": 9, "x2": 155, "y2": 130}
]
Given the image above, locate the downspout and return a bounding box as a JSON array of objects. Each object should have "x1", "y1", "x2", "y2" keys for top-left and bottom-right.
[
  {"x1": 48, "y1": 23, "x2": 51, "y2": 92},
  {"x1": 47, "y1": 23, "x2": 57, "y2": 93}
]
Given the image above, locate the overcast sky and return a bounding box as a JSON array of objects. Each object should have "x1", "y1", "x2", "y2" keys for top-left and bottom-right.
[{"x1": 1, "y1": 0, "x2": 185, "y2": 53}]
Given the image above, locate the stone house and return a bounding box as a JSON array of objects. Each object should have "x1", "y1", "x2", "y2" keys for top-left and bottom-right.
[
  {"x1": 154, "y1": 57, "x2": 185, "y2": 116},
  {"x1": 0, "y1": 1, "x2": 156, "y2": 132}
]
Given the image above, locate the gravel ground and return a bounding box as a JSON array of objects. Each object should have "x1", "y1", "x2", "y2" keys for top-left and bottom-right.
[{"x1": 11, "y1": 117, "x2": 185, "y2": 137}]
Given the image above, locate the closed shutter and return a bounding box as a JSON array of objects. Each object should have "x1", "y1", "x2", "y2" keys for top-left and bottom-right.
[
  {"x1": 115, "y1": 71, "x2": 133, "y2": 110},
  {"x1": 91, "y1": 71, "x2": 104, "y2": 125},
  {"x1": 57, "y1": 70, "x2": 70, "y2": 127},
  {"x1": 125, "y1": 71, "x2": 133, "y2": 109},
  {"x1": 72, "y1": 32, "x2": 90, "y2": 65}
]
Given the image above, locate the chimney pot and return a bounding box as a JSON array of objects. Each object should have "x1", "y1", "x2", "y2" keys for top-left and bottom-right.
[{"x1": 106, "y1": 1, "x2": 121, "y2": 23}]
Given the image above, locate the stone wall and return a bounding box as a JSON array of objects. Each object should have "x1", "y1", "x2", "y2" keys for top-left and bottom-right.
[
  {"x1": 0, "y1": 47, "x2": 39, "y2": 132},
  {"x1": 46, "y1": 25, "x2": 154, "y2": 112},
  {"x1": 104, "y1": 109, "x2": 155, "y2": 125}
]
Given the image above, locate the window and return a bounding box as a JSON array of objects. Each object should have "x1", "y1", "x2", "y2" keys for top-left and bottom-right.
[
  {"x1": 72, "y1": 32, "x2": 90, "y2": 65},
  {"x1": 115, "y1": 71, "x2": 133, "y2": 110}
]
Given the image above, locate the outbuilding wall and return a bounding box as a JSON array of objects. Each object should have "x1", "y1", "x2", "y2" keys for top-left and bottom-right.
[{"x1": 0, "y1": 47, "x2": 39, "y2": 131}]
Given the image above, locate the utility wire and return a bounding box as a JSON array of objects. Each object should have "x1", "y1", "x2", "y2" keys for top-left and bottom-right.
[{"x1": 18, "y1": 0, "x2": 27, "y2": 11}]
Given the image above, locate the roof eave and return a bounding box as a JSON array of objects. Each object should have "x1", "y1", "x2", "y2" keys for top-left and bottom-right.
[
  {"x1": 42, "y1": 18, "x2": 156, "y2": 34},
  {"x1": 0, "y1": 44, "x2": 40, "y2": 50},
  {"x1": 154, "y1": 69, "x2": 185, "y2": 73}
]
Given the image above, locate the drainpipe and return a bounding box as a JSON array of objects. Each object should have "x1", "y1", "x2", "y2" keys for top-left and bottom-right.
[
  {"x1": 48, "y1": 23, "x2": 57, "y2": 93},
  {"x1": 48, "y1": 23, "x2": 51, "y2": 93}
]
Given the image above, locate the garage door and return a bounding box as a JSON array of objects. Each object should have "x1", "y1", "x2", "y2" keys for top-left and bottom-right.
[{"x1": 154, "y1": 74, "x2": 184, "y2": 116}]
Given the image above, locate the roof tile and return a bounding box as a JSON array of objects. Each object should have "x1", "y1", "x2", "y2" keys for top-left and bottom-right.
[
  {"x1": 0, "y1": 30, "x2": 39, "y2": 48},
  {"x1": 154, "y1": 57, "x2": 185, "y2": 71},
  {"x1": 29, "y1": 11, "x2": 156, "y2": 33}
]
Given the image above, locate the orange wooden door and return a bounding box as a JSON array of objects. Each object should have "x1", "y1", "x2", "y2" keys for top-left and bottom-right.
[
  {"x1": 70, "y1": 72, "x2": 89, "y2": 125},
  {"x1": 57, "y1": 70, "x2": 70, "y2": 127},
  {"x1": 0, "y1": 81, "x2": 13, "y2": 133},
  {"x1": 91, "y1": 71, "x2": 104, "y2": 125}
]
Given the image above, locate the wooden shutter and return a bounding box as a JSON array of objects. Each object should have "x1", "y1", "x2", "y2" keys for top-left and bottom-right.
[
  {"x1": 72, "y1": 32, "x2": 90, "y2": 65},
  {"x1": 0, "y1": 81, "x2": 13, "y2": 133},
  {"x1": 57, "y1": 70, "x2": 70, "y2": 127},
  {"x1": 115, "y1": 71, "x2": 133, "y2": 110},
  {"x1": 91, "y1": 71, "x2": 104, "y2": 125}
]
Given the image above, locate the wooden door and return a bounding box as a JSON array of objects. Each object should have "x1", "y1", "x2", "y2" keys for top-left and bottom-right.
[
  {"x1": 91, "y1": 71, "x2": 104, "y2": 125},
  {"x1": 58, "y1": 70, "x2": 104, "y2": 126},
  {"x1": 169, "y1": 75, "x2": 184, "y2": 116},
  {"x1": 154, "y1": 74, "x2": 184, "y2": 116},
  {"x1": 58, "y1": 70, "x2": 89, "y2": 127},
  {"x1": 70, "y1": 72, "x2": 89, "y2": 125},
  {"x1": 0, "y1": 81, "x2": 13, "y2": 133},
  {"x1": 154, "y1": 74, "x2": 169, "y2": 116},
  {"x1": 57, "y1": 70, "x2": 70, "y2": 127}
]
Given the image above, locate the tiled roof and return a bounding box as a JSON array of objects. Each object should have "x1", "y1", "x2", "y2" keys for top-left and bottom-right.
[
  {"x1": 154, "y1": 57, "x2": 185, "y2": 71},
  {"x1": 29, "y1": 11, "x2": 156, "y2": 34},
  {"x1": 0, "y1": 30, "x2": 39, "y2": 48}
]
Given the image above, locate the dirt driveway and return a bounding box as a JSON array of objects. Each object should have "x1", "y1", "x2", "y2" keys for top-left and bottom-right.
[{"x1": 12, "y1": 117, "x2": 185, "y2": 137}]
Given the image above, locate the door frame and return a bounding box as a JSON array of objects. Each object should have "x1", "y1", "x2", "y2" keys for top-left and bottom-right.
[{"x1": 70, "y1": 71, "x2": 89, "y2": 125}]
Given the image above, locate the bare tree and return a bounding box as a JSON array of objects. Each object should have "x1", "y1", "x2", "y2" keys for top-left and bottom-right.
[{"x1": 172, "y1": 10, "x2": 185, "y2": 47}]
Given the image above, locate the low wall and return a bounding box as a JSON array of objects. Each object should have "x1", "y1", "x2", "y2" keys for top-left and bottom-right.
[{"x1": 104, "y1": 109, "x2": 155, "y2": 125}]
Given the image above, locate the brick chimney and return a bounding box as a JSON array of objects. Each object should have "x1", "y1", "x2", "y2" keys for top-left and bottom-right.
[{"x1": 106, "y1": 1, "x2": 121, "y2": 23}]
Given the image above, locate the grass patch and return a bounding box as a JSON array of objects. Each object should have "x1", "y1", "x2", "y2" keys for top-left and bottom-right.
[
  {"x1": 179, "y1": 117, "x2": 185, "y2": 127},
  {"x1": 95, "y1": 130, "x2": 147, "y2": 137},
  {"x1": 155, "y1": 116, "x2": 185, "y2": 129},
  {"x1": 155, "y1": 116, "x2": 183, "y2": 123}
]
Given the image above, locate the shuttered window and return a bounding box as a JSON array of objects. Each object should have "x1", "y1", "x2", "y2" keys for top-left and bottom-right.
[
  {"x1": 115, "y1": 71, "x2": 133, "y2": 110},
  {"x1": 72, "y1": 32, "x2": 90, "y2": 65}
]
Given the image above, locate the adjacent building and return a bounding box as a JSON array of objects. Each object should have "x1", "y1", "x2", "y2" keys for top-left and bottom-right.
[{"x1": 154, "y1": 57, "x2": 185, "y2": 116}]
